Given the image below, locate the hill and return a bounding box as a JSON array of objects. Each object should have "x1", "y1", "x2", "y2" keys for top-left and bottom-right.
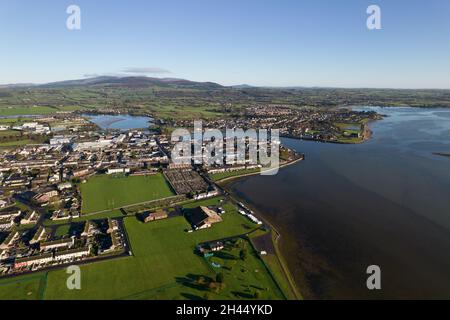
[{"x1": 38, "y1": 76, "x2": 224, "y2": 90}]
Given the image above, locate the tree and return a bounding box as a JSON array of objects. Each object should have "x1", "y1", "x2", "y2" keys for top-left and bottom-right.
[{"x1": 239, "y1": 249, "x2": 247, "y2": 261}]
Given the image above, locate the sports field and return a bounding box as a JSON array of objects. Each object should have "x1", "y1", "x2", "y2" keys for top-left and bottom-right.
[
  {"x1": 80, "y1": 174, "x2": 175, "y2": 214},
  {"x1": 0, "y1": 198, "x2": 285, "y2": 300}
]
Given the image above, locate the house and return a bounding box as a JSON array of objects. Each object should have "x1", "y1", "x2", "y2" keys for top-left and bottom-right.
[
  {"x1": 14, "y1": 253, "x2": 53, "y2": 269},
  {"x1": 144, "y1": 210, "x2": 168, "y2": 223},
  {"x1": 40, "y1": 238, "x2": 74, "y2": 251},
  {"x1": 0, "y1": 198, "x2": 12, "y2": 209},
  {"x1": 0, "y1": 248, "x2": 8, "y2": 261},
  {"x1": 30, "y1": 226, "x2": 48, "y2": 244},
  {"x1": 197, "y1": 241, "x2": 225, "y2": 254},
  {"x1": 53, "y1": 246, "x2": 90, "y2": 261},
  {"x1": 73, "y1": 168, "x2": 90, "y2": 178},
  {"x1": 187, "y1": 206, "x2": 223, "y2": 230},
  {"x1": 20, "y1": 210, "x2": 40, "y2": 225},
  {"x1": 33, "y1": 189, "x2": 58, "y2": 204},
  {"x1": 209, "y1": 242, "x2": 225, "y2": 252},
  {"x1": 0, "y1": 216, "x2": 15, "y2": 231},
  {"x1": 50, "y1": 210, "x2": 70, "y2": 221},
  {"x1": 246, "y1": 214, "x2": 263, "y2": 225},
  {"x1": 81, "y1": 221, "x2": 99, "y2": 237},
  {"x1": 3, "y1": 174, "x2": 30, "y2": 188},
  {"x1": 57, "y1": 182, "x2": 72, "y2": 191},
  {"x1": 194, "y1": 189, "x2": 220, "y2": 200},
  {"x1": 110, "y1": 231, "x2": 122, "y2": 251},
  {"x1": 0, "y1": 231, "x2": 20, "y2": 250},
  {"x1": 0, "y1": 208, "x2": 21, "y2": 219},
  {"x1": 107, "y1": 218, "x2": 119, "y2": 233},
  {"x1": 107, "y1": 168, "x2": 130, "y2": 175},
  {"x1": 50, "y1": 136, "x2": 72, "y2": 145}
]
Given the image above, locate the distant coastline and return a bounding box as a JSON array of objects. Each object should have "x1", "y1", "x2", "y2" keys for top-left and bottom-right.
[{"x1": 433, "y1": 152, "x2": 450, "y2": 158}]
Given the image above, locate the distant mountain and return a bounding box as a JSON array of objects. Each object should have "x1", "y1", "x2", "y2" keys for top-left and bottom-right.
[
  {"x1": 36, "y1": 76, "x2": 224, "y2": 90},
  {"x1": 231, "y1": 84, "x2": 254, "y2": 89},
  {"x1": 0, "y1": 83, "x2": 36, "y2": 89}
]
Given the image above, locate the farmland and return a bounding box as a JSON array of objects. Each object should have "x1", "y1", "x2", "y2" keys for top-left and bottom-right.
[{"x1": 0, "y1": 106, "x2": 57, "y2": 116}]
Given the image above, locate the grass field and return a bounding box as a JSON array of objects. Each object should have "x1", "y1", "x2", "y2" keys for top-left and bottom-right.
[
  {"x1": 334, "y1": 122, "x2": 364, "y2": 143},
  {"x1": 54, "y1": 225, "x2": 71, "y2": 237},
  {"x1": 0, "y1": 198, "x2": 286, "y2": 300},
  {"x1": 0, "y1": 106, "x2": 56, "y2": 116},
  {"x1": 149, "y1": 104, "x2": 224, "y2": 120},
  {"x1": 80, "y1": 174, "x2": 175, "y2": 214},
  {"x1": 0, "y1": 273, "x2": 47, "y2": 300},
  {"x1": 0, "y1": 197, "x2": 290, "y2": 300},
  {"x1": 210, "y1": 168, "x2": 261, "y2": 182},
  {"x1": 0, "y1": 139, "x2": 33, "y2": 147},
  {"x1": 0, "y1": 130, "x2": 21, "y2": 137}
]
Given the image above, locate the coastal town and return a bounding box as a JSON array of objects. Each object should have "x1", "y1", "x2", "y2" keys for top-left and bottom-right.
[
  {"x1": 167, "y1": 105, "x2": 382, "y2": 144},
  {"x1": 2, "y1": 0, "x2": 450, "y2": 304},
  {"x1": 0, "y1": 99, "x2": 385, "y2": 301},
  {"x1": 0, "y1": 111, "x2": 303, "y2": 283}
]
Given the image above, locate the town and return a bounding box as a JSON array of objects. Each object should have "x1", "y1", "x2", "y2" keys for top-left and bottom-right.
[
  {"x1": 0, "y1": 112, "x2": 301, "y2": 281},
  {"x1": 167, "y1": 105, "x2": 382, "y2": 144}
]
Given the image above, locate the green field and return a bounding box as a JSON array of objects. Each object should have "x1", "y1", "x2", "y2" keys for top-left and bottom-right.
[
  {"x1": 150, "y1": 104, "x2": 224, "y2": 120},
  {"x1": 54, "y1": 224, "x2": 71, "y2": 237},
  {"x1": 0, "y1": 117, "x2": 34, "y2": 124},
  {"x1": 0, "y1": 130, "x2": 21, "y2": 137},
  {"x1": 0, "y1": 273, "x2": 47, "y2": 300},
  {"x1": 80, "y1": 174, "x2": 175, "y2": 214},
  {"x1": 0, "y1": 106, "x2": 56, "y2": 116},
  {"x1": 0, "y1": 197, "x2": 285, "y2": 300},
  {"x1": 0, "y1": 139, "x2": 33, "y2": 147}
]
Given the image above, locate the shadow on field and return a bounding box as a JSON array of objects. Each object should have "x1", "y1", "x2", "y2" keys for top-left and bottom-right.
[
  {"x1": 175, "y1": 274, "x2": 214, "y2": 292},
  {"x1": 180, "y1": 293, "x2": 205, "y2": 300}
]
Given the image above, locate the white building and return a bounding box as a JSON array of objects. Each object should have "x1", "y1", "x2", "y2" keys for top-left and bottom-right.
[{"x1": 107, "y1": 168, "x2": 130, "y2": 175}]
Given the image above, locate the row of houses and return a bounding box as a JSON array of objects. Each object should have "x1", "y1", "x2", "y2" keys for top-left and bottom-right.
[
  {"x1": 0, "y1": 231, "x2": 20, "y2": 250},
  {"x1": 14, "y1": 246, "x2": 91, "y2": 269}
]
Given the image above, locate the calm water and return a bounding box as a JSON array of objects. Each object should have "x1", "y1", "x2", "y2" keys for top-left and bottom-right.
[
  {"x1": 83, "y1": 114, "x2": 153, "y2": 131},
  {"x1": 227, "y1": 107, "x2": 450, "y2": 299}
]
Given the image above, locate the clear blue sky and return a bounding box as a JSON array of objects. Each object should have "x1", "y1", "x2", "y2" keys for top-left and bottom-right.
[{"x1": 1, "y1": 0, "x2": 449, "y2": 88}]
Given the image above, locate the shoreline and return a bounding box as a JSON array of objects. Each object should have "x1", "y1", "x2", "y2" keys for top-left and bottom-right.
[
  {"x1": 217, "y1": 156, "x2": 305, "y2": 300},
  {"x1": 280, "y1": 122, "x2": 373, "y2": 145},
  {"x1": 215, "y1": 126, "x2": 375, "y2": 299},
  {"x1": 222, "y1": 186, "x2": 304, "y2": 300},
  {"x1": 215, "y1": 156, "x2": 304, "y2": 184}
]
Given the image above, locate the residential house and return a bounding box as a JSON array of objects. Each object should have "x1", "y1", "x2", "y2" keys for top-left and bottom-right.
[
  {"x1": 187, "y1": 206, "x2": 223, "y2": 230},
  {"x1": 144, "y1": 210, "x2": 168, "y2": 223}
]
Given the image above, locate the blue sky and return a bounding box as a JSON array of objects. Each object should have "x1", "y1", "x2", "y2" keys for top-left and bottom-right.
[{"x1": 1, "y1": 0, "x2": 449, "y2": 88}]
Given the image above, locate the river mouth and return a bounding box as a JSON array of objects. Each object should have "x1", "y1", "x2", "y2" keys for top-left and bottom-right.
[{"x1": 226, "y1": 107, "x2": 450, "y2": 299}]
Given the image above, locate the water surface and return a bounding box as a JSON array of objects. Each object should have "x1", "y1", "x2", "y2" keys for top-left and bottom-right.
[
  {"x1": 227, "y1": 107, "x2": 450, "y2": 299},
  {"x1": 83, "y1": 114, "x2": 153, "y2": 131}
]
